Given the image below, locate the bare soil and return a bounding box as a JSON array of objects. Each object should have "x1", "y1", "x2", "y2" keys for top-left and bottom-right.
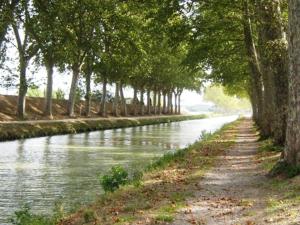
[{"x1": 0, "y1": 94, "x2": 117, "y2": 121}]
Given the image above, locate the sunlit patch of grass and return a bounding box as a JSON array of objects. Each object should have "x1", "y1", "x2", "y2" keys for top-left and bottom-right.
[
  {"x1": 238, "y1": 199, "x2": 254, "y2": 207},
  {"x1": 154, "y1": 214, "x2": 174, "y2": 222},
  {"x1": 258, "y1": 139, "x2": 283, "y2": 153},
  {"x1": 113, "y1": 215, "x2": 135, "y2": 225}
]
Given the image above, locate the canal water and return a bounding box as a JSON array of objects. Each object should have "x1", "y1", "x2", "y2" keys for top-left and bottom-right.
[{"x1": 0, "y1": 115, "x2": 238, "y2": 223}]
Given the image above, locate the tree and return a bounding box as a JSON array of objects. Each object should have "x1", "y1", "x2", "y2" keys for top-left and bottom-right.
[
  {"x1": 30, "y1": 0, "x2": 63, "y2": 118},
  {"x1": 284, "y1": 0, "x2": 300, "y2": 167},
  {"x1": 57, "y1": 0, "x2": 99, "y2": 117},
  {"x1": 10, "y1": 0, "x2": 39, "y2": 118}
]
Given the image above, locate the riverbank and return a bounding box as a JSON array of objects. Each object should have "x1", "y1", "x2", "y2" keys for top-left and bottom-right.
[
  {"x1": 50, "y1": 118, "x2": 240, "y2": 225},
  {"x1": 0, "y1": 114, "x2": 206, "y2": 142},
  {"x1": 53, "y1": 119, "x2": 299, "y2": 225}
]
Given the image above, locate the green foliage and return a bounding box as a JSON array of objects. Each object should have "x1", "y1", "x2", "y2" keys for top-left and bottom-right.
[
  {"x1": 199, "y1": 130, "x2": 212, "y2": 141},
  {"x1": 83, "y1": 209, "x2": 96, "y2": 223},
  {"x1": 27, "y1": 87, "x2": 44, "y2": 98},
  {"x1": 259, "y1": 139, "x2": 283, "y2": 153},
  {"x1": 131, "y1": 170, "x2": 143, "y2": 187},
  {"x1": 147, "y1": 149, "x2": 187, "y2": 171},
  {"x1": 53, "y1": 89, "x2": 65, "y2": 100},
  {"x1": 269, "y1": 161, "x2": 300, "y2": 178},
  {"x1": 100, "y1": 166, "x2": 129, "y2": 193},
  {"x1": 155, "y1": 214, "x2": 174, "y2": 222},
  {"x1": 10, "y1": 205, "x2": 55, "y2": 225},
  {"x1": 203, "y1": 85, "x2": 251, "y2": 113}
]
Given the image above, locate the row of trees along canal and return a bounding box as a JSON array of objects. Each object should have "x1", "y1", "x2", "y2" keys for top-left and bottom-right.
[
  {"x1": 0, "y1": 1, "x2": 202, "y2": 119},
  {"x1": 182, "y1": 0, "x2": 300, "y2": 169},
  {"x1": 1, "y1": 0, "x2": 300, "y2": 169}
]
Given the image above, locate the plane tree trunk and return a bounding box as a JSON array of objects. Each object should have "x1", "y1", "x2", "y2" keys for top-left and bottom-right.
[
  {"x1": 284, "y1": 0, "x2": 300, "y2": 167},
  {"x1": 44, "y1": 58, "x2": 54, "y2": 118},
  {"x1": 99, "y1": 77, "x2": 107, "y2": 117}
]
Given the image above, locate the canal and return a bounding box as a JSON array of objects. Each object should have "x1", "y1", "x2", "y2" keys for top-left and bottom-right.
[{"x1": 0, "y1": 115, "x2": 238, "y2": 223}]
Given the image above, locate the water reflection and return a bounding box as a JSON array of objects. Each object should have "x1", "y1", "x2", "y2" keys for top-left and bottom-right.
[{"x1": 0, "y1": 115, "x2": 237, "y2": 223}]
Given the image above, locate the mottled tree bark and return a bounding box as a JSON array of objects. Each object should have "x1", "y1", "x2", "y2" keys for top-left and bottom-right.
[
  {"x1": 99, "y1": 78, "x2": 107, "y2": 117},
  {"x1": 68, "y1": 64, "x2": 80, "y2": 117},
  {"x1": 17, "y1": 55, "x2": 28, "y2": 118},
  {"x1": 120, "y1": 82, "x2": 128, "y2": 117},
  {"x1": 44, "y1": 59, "x2": 54, "y2": 118},
  {"x1": 84, "y1": 70, "x2": 92, "y2": 117},
  {"x1": 147, "y1": 89, "x2": 151, "y2": 115},
  {"x1": 178, "y1": 92, "x2": 182, "y2": 114},
  {"x1": 243, "y1": 0, "x2": 264, "y2": 126},
  {"x1": 133, "y1": 87, "x2": 138, "y2": 116},
  {"x1": 158, "y1": 91, "x2": 162, "y2": 114},
  {"x1": 163, "y1": 92, "x2": 167, "y2": 114},
  {"x1": 285, "y1": 0, "x2": 300, "y2": 166},
  {"x1": 174, "y1": 92, "x2": 178, "y2": 114},
  {"x1": 113, "y1": 82, "x2": 120, "y2": 117},
  {"x1": 257, "y1": 0, "x2": 288, "y2": 144},
  {"x1": 153, "y1": 90, "x2": 157, "y2": 115},
  {"x1": 140, "y1": 88, "x2": 144, "y2": 116}
]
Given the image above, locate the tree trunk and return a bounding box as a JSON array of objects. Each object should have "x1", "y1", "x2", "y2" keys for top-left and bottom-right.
[
  {"x1": 99, "y1": 78, "x2": 107, "y2": 117},
  {"x1": 44, "y1": 59, "x2": 54, "y2": 118},
  {"x1": 140, "y1": 88, "x2": 144, "y2": 116},
  {"x1": 84, "y1": 71, "x2": 92, "y2": 117},
  {"x1": 163, "y1": 93, "x2": 167, "y2": 114},
  {"x1": 153, "y1": 90, "x2": 157, "y2": 115},
  {"x1": 257, "y1": 0, "x2": 288, "y2": 144},
  {"x1": 284, "y1": 0, "x2": 300, "y2": 166},
  {"x1": 17, "y1": 56, "x2": 28, "y2": 118},
  {"x1": 133, "y1": 87, "x2": 138, "y2": 116},
  {"x1": 147, "y1": 89, "x2": 151, "y2": 115},
  {"x1": 120, "y1": 82, "x2": 128, "y2": 116},
  {"x1": 178, "y1": 92, "x2": 182, "y2": 114},
  {"x1": 158, "y1": 91, "x2": 161, "y2": 115},
  {"x1": 242, "y1": 0, "x2": 264, "y2": 126},
  {"x1": 113, "y1": 82, "x2": 120, "y2": 117},
  {"x1": 68, "y1": 64, "x2": 80, "y2": 117},
  {"x1": 168, "y1": 92, "x2": 173, "y2": 114},
  {"x1": 174, "y1": 93, "x2": 178, "y2": 114}
]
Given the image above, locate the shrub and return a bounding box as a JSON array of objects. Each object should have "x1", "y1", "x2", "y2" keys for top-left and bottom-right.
[
  {"x1": 259, "y1": 139, "x2": 283, "y2": 153},
  {"x1": 199, "y1": 130, "x2": 212, "y2": 141},
  {"x1": 131, "y1": 170, "x2": 143, "y2": 187},
  {"x1": 100, "y1": 166, "x2": 129, "y2": 193},
  {"x1": 269, "y1": 160, "x2": 300, "y2": 178},
  {"x1": 54, "y1": 88, "x2": 65, "y2": 100},
  {"x1": 10, "y1": 205, "x2": 55, "y2": 225},
  {"x1": 83, "y1": 209, "x2": 96, "y2": 223}
]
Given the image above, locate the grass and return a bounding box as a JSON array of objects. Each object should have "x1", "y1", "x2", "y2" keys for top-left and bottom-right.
[
  {"x1": 254, "y1": 135, "x2": 300, "y2": 222},
  {"x1": 55, "y1": 119, "x2": 240, "y2": 225},
  {"x1": 0, "y1": 114, "x2": 207, "y2": 141}
]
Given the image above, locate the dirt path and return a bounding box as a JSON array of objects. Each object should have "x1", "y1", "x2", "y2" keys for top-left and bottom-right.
[{"x1": 170, "y1": 120, "x2": 291, "y2": 225}]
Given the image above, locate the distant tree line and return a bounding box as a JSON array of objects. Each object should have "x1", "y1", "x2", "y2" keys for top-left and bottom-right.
[{"x1": 0, "y1": 0, "x2": 202, "y2": 119}]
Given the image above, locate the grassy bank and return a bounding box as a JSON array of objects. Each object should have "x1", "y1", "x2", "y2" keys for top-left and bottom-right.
[
  {"x1": 0, "y1": 115, "x2": 206, "y2": 142},
  {"x1": 10, "y1": 118, "x2": 240, "y2": 225},
  {"x1": 253, "y1": 139, "x2": 300, "y2": 223}
]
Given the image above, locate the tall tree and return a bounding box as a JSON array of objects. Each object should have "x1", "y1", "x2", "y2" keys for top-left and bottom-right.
[
  {"x1": 285, "y1": 0, "x2": 300, "y2": 167},
  {"x1": 57, "y1": 0, "x2": 99, "y2": 117},
  {"x1": 11, "y1": 0, "x2": 39, "y2": 118}
]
